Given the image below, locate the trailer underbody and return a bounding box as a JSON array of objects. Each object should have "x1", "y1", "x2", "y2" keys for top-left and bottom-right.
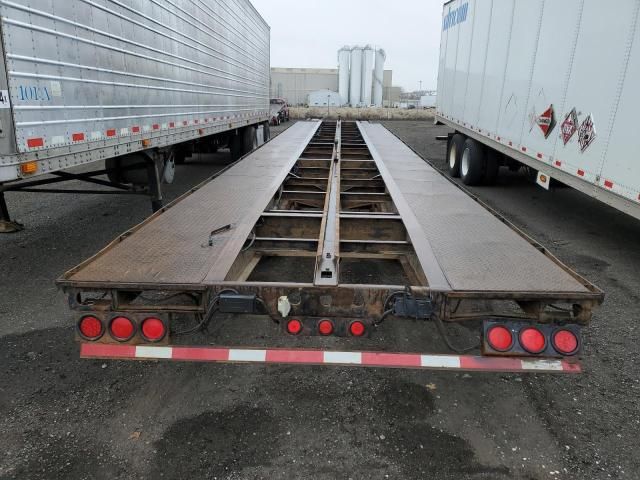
[{"x1": 58, "y1": 120, "x2": 603, "y2": 373}]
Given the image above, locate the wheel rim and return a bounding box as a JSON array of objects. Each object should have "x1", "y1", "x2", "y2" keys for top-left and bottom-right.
[
  {"x1": 449, "y1": 143, "x2": 457, "y2": 169},
  {"x1": 461, "y1": 148, "x2": 471, "y2": 177}
]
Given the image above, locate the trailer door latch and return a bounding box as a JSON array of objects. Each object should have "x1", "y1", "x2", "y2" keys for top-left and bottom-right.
[{"x1": 393, "y1": 295, "x2": 433, "y2": 319}]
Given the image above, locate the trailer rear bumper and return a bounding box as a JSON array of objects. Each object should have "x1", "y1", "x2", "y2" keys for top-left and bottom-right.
[{"x1": 80, "y1": 343, "x2": 581, "y2": 374}]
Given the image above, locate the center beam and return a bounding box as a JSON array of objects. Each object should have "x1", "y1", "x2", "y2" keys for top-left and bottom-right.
[{"x1": 314, "y1": 120, "x2": 341, "y2": 286}]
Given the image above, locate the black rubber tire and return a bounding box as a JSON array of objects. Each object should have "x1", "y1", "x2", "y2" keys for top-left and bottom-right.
[
  {"x1": 229, "y1": 131, "x2": 243, "y2": 161},
  {"x1": 174, "y1": 146, "x2": 187, "y2": 165},
  {"x1": 460, "y1": 138, "x2": 486, "y2": 186},
  {"x1": 447, "y1": 133, "x2": 466, "y2": 178},
  {"x1": 263, "y1": 122, "x2": 271, "y2": 142},
  {"x1": 483, "y1": 149, "x2": 501, "y2": 185},
  {"x1": 106, "y1": 153, "x2": 149, "y2": 185},
  {"x1": 243, "y1": 126, "x2": 257, "y2": 154}
]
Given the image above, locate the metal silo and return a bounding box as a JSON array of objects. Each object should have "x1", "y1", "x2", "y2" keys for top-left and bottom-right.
[
  {"x1": 349, "y1": 47, "x2": 362, "y2": 106},
  {"x1": 361, "y1": 45, "x2": 374, "y2": 106},
  {"x1": 338, "y1": 46, "x2": 351, "y2": 106},
  {"x1": 373, "y1": 48, "x2": 386, "y2": 107}
]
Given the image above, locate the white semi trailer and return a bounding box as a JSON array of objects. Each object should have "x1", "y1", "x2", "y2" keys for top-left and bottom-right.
[
  {"x1": 436, "y1": 0, "x2": 640, "y2": 221},
  {"x1": 0, "y1": 0, "x2": 271, "y2": 231}
]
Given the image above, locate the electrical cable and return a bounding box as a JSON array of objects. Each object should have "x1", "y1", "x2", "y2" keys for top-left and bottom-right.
[
  {"x1": 241, "y1": 231, "x2": 256, "y2": 252},
  {"x1": 172, "y1": 295, "x2": 220, "y2": 336},
  {"x1": 433, "y1": 315, "x2": 479, "y2": 354}
]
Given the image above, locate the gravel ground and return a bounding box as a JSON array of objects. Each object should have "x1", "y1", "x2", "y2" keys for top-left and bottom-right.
[{"x1": 1, "y1": 121, "x2": 638, "y2": 480}]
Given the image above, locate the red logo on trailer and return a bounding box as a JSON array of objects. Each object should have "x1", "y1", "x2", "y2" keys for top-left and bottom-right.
[
  {"x1": 536, "y1": 105, "x2": 556, "y2": 138},
  {"x1": 560, "y1": 108, "x2": 578, "y2": 145},
  {"x1": 578, "y1": 114, "x2": 596, "y2": 152}
]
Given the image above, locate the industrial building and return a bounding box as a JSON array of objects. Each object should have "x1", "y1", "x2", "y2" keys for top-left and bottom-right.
[{"x1": 270, "y1": 61, "x2": 397, "y2": 106}]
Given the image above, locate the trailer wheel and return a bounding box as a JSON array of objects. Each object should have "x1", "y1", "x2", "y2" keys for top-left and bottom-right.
[
  {"x1": 460, "y1": 138, "x2": 486, "y2": 186},
  {"x1": 243, "y1": 126, "x2": 258, "y2": 154},
  {"x1": 263, "y1": 122, "x2": 271, "y2": 142},
  {"x1": 230, "y1": 131, "x2": 243, "y2": 161},
  {"x1": 483, "y1": 149, "x2": 501, "y2": 185},
  {"x1": 447, "y1": 134, "x2": 465, "y2": 177}
]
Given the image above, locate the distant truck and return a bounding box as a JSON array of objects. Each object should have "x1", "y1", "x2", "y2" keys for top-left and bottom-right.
[
  {"x1": 0, "y1": 0, "x2": 271, "y2": 232},
  {"x1": 436, "y1": 0, "x2": 640, "y2": 221},
  {"x1": 269, "y1": 98, "x2": 290, "y2": 125}
]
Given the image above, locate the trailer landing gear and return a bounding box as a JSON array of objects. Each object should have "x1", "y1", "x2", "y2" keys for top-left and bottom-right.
[{"x1": 0, "y1": 191, "x2": 23, "y2": 233}]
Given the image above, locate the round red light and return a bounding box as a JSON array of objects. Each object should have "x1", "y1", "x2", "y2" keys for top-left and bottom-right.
[
  {"x1": 519, "y1": 327, "x2": 546, "y2": 354},
  {"x1": 110, "y1": 316, "x2": 135, "y2": 341},
  {"x1": 487, "y1": 325, "x2": 513, "y2": 352},
  {"x1": 318, "y1": 319, "x2": 334, "y2": 336},
  {"x1": 553, "y1": 330, "x2": 579, "y2": 355},
  {"x1": 78, "y1": 316, "x2": 103, "y2": 340},
  {"x1": 349, "y1": 321, "x2": 366, "y2": 337},
  {"x1": 141, "y1": 317, "x2": 166, "y2": 341},
  {"x1": 286, "y1": 319, "x2": 302, "y2": 335}
]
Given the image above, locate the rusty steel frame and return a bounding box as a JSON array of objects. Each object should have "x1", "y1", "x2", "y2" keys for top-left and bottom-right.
[{"x1": 58, "y1": 120, "x2": 604, "y2": 349}]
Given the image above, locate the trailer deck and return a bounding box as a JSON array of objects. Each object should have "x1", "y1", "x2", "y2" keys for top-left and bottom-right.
[{"x1": 58, "y1": 120, "x2": 603, "y2": 372}]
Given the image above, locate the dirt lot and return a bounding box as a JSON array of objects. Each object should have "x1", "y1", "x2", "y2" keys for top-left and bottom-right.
[{"x1": 1, "y1": 121, "x2": 638, "y2": 479}]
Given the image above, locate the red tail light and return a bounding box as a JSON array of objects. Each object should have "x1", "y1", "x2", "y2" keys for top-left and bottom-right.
[
  {"x1": 552, "y1": 330, "x2": 579, "y2": 355},
  {"x1": 519, "y1": 327, "x2": 546, "y2": 354},
  {"x1": 110, "y1": 316, "x2": 135, "y2": 341},
  {"x1": 318, "y1": 320, "x2": 334, "y2": 336},
  {"x1": 141, "y1": 317, "x2": 166, "y2": 342},
  {"x1": 487, "y1": 325, "x2": 513, "y2": 352},
  {"x1": 78, "y1": 316, "x2": 103, "y2": 340},
  {"x1": 349, "y1": 321, "x2": 366, "y2": 337},
  {"x1": 286, "y1": 319, "x2": 302, "y2": 335}
]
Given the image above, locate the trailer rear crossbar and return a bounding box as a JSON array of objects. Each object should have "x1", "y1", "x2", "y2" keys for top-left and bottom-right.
[
  {"x1": 59, "y1": 120, "x2": 603, "y2": 372},
  {"x1": 80, "y1": 344, "x2": 581, "y2": 374}
]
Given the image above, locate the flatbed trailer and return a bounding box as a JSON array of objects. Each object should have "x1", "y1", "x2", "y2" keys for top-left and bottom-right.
[{"x1": 58, "y1": 120, "x2": 603, "y2": 373}]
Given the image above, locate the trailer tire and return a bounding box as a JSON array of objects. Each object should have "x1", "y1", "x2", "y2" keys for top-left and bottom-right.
[
  {"x1": 230, "y1": 131, "x2": 243, "y2": 161},
  {"x1": 460, "y1": 138, "x2": 486, "y2": 186},
  {"x1": 483, "y1": 149, "x2": 500, "y2": 185},
  {"x1": 263, "y1": 122, "x2": 271, "y2": 142},
  {"x1": 447, "y1": 134, "x2": 465, "y2": 178},
  {"x1": 243, "y1": 126, "x2": 258, "y2": 154},
  {"x1": 174, "y1": 145, "x2": 188, "y2": 165}
]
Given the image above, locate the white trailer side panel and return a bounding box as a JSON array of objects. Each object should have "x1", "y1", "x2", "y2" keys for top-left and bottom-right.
[
  {"x1": 437, "y1": 0, "x2": 640, "y2": 219},
  {"x1": 475, "y1": 1, "x2": 513, "y2": 135},
  {"x1": 601, "y1": 15, "x2": 640, "y2": 202},
  {"x1": 462, "y1": 0, "x2": 491, "y2": 127},
  {"x1": 520, "y1": 0, "x2": 583, "y2": 164},
  {"x1": 0, "y1": 0, "x2": 270, "y2": 181}
]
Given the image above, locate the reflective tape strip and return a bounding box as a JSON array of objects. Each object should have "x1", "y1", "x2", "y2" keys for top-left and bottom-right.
[
  {"x1": 91, "y1": 131, "x2": 102, "y2": 140},
  {"x1": 229, "y1": 349, "x2": 266, "y2": 362},
  {"x1": 72, "y1": 133, "x2": 85, "y2": 142},
  {"x1": 136, "y1": 346, "x2": 172, "y2": 359},
  {"x1": 421, "y1": 354, "x2": 461, "y2": 369},
  {"x1": 50, "y1": 135, "x2": 65, "y2": 146},
  {"x1": 520, "y1": 359, "x2": 564, "y2": 371},
  {"x1": 27, "y1": 138, "x2": 44, "y2": 148},
  {"x1": 324, "y1": 351, "x2": 362, "y2": 364},
  {"x1": 78, "y1": 344, "x2": 581, "y2": 373}
]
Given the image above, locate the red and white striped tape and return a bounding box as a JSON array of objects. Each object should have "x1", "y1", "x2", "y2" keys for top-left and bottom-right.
[{"x1": 80, "y1": 344, "x2": 581, "y2": 373}]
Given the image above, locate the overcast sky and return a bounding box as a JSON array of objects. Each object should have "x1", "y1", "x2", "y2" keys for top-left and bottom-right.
[{"x1": 250, "y1": 0, "x2": 444, "y2": 91}]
